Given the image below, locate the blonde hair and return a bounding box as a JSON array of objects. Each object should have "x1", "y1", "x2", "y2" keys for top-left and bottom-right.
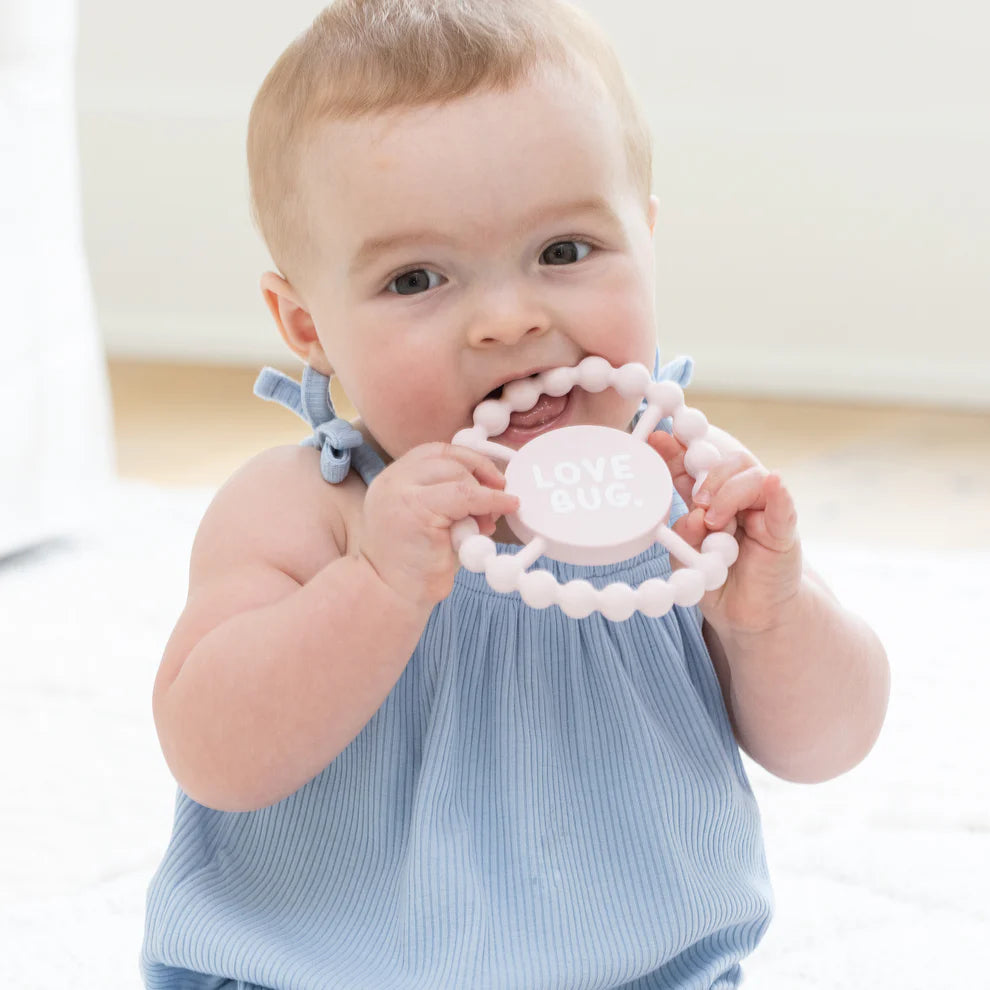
[{"x1": 247, "y1": 0, "x2": 652, "y2": 281}]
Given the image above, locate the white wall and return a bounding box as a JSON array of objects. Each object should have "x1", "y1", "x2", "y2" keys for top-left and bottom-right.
[{"x1": 77, "y1": 0, "x2": 990, "y2": 406}]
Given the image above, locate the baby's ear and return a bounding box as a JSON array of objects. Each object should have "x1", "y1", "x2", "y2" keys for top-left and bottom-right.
[
  {"x1": 260, "y1": 272, "x2": 333, "y2": 376},
  {"x1": 647, "y1": 195, "x2": 659, "y2": 236}
]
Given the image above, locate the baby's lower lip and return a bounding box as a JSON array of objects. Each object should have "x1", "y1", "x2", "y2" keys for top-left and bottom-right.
[{"x1": 492, "y1": 389, "x2": 573, "y2": 444}]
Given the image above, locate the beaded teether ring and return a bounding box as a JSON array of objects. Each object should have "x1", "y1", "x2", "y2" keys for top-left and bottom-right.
[{"x1": 450, "y1": 356, "x2": 739, "y2": 621}]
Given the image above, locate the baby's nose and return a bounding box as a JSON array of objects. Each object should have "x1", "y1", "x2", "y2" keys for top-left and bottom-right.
[{"x1": 466, "y1": 285, "x2": 550, "y2": 347}]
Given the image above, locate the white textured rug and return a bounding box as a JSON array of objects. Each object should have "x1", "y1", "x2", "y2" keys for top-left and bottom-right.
[{"x1": 2, "y1": 482, "x2": 988, "y2": 988}]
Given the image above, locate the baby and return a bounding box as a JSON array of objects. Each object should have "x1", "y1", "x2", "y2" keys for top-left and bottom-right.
[{"x1": 141, "y1": 1, "x2": 890, "y2": 987}]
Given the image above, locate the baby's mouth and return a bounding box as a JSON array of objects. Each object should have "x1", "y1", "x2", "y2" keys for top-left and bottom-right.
[
  {"x1": 504, "y1": 391, "x2": 569, "y2": 431},
  {"x1": 478, "y1": 371, "x2": 573, "y2": 439}
]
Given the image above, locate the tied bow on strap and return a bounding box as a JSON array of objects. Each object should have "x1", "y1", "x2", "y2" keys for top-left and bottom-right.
[
  {"x1": 312, "y1": 419, "x2": 365, "y2": 484},
  {"x1": 253, "y1": 365, "x2": 368, "y2": 484}
]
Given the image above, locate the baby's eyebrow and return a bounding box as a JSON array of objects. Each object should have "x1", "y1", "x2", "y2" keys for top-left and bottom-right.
[
  {"x1": 349, "y1": 196, "x2": 622, "y2": 276},
  {"x1": 349, "y1": 230, "x2": 458, "y2": 277},
  {"x1": 524, "y1": 195, "x2": 621, "y2": 230}
]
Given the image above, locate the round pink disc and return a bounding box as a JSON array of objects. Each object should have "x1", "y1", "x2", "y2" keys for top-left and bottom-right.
[{"x1": 504, "y1": 424, "x2": 673, "y2": 566}]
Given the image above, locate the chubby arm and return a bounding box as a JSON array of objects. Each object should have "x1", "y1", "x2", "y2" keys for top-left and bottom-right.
[
  {"x1": 650, "y1": 430, "x2": 890, "y2": 783},
  {"x1": 702, "y1": 568, "x2": 889, "y2": 783},
  {"x1": 153, "y1": 443, "x2": 517, "y2": 812}
]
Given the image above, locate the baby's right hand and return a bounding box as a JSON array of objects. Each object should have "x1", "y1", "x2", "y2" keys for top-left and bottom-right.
[{"x1": 357, "y1": 443, "x2": 519, "y2": 610}]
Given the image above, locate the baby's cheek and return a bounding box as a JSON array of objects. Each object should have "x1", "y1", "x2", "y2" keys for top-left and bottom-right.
[
  {"x1": 591, "y1": 299, "x2": 655, "y2": 364},
  {"x1": 398, "y1": 392, "x2": 461, "y2": 449}
]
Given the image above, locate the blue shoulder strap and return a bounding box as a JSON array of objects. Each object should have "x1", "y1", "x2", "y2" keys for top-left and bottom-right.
[
  {"x1": 253, "y1": 365, "x2": 386, "y2": 486},
  {"x1": 654, "y1": 352, "x2": 693, "y2": 388}
]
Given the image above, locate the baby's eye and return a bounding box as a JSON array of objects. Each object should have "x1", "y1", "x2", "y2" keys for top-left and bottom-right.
[
  {"x1": 540, "y1": 240, "x2": 592, "y2": 266},
  {"x1": 387, "y1": 268, "x2": 444, "y2": 295}
]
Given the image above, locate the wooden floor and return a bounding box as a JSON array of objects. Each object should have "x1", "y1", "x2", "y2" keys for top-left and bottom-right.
[{"x1": 108, "y1": 360, "x2": 990, "y2": 551}]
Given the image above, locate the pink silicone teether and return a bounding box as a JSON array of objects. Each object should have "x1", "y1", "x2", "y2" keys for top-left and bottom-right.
[{"x1": 450, "y1": 357, "x2": 738, "y2": 621}]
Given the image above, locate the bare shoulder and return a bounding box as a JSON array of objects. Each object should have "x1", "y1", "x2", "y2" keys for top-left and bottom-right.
[
  {"x1": 188, "y1": 444, "x2": 367, "y2": 590},
  {"x1": 154, "y1": 446, "x2": 368, "y2": 700}
]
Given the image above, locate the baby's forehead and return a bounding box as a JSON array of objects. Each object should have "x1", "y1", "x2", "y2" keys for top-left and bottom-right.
[
  {"x1": 305, "y1": 87, "x2": 628, "y2": 246},
  {"x1": 303, "y1": 68, "x2": 622, "y2": 187}
]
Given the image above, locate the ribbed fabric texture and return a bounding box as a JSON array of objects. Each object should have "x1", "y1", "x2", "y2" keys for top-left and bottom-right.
[{"x1": 142, "y1": 538, "x2": 772, "y2": 989}]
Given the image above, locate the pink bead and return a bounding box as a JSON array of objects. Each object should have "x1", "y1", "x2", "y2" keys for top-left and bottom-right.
[
  {"x1": 540, "y1": 367, "x2": 577, "y2": 396},
  {"x1": 459, "y1": 534, "x2": 497, "y2": 572},
  {"x1": 697, "y1": 555, "x2": 729, "y2": 591},
  {"x1": 558, "y1": 579, "x2": 598, "y2": 618},
  {"x1": 450, "y1": 516, "x2": 479, "y2": 547},
  {"x1": 503, "y1": 378, "x2": 542, "y2": 411},
  {"x1": 701, "y1": 532, "x2": 740, "y2": 566},
  {"x1": 669, "y1": 568, "x2": 706, "y2": 607},
  {"x1": 598, "y1": 582, "x2": 637, "y2": 621},
  {"x1": 473, "y1": 400, "x2": 511, "y2": 435},
  {"x1": 576, "y1": 356, "x2": 613, "y2": 392},
  {"x1": 636, "y1": 578, "x2": 675, "y2": 618},
  {"x1": 613, "y1": 362, "x2": 651, "y2": 397},
  {"x1": 683, "y1": 440, "x2": 720, "y2": 478},
  {"x1": 645, "y1": 380, "x2": 683, "y2": 417},
  {"x1": 518, "y1": 569, "x2": 559, "y2": 609},
  {"x1": 672, "y1": 407, "x2": 709, "y2": 444}
]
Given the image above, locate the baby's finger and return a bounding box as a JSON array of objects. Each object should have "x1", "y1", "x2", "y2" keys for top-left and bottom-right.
[
  {"x1": 421, "y1": 478, "x2": 520, "y2": 527},
  {"x1": 647, "y1": 431, "x2": 695, "y2": 505},
  {"x1": 466, "y1": 455, "x2": 509, "y2": 490},
  {"x1": 472, "y1": 512, "x2": 498, "y2": 536},
  {"x1": 691, "y1": 451, "x2": 758, "y2": 510},
  {"x1": 420, "y1": 442, "x2": 508, "y2": 490},
  {"x1": 760, "y1": 473, "x2": 798, "y2": 546},
  {"x1": 703, "y1": 466, "x2": 768, "y2": 530},
  {"x1": 648, "y1": 429, "x2": 686, "y2": 468}
]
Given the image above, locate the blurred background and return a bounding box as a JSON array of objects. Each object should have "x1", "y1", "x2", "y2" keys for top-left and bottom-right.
[
  {"x1": 2, "y1": 2, "x2": 989, "y2": 986},
  {"x1": 67, "y1": 0, "x2": 989, "y2": 544},
  {"x1": 78, "y1": 0, "x2": 990, "y2": 399}
]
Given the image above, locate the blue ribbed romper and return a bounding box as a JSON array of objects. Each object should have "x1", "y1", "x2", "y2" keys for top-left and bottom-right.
[{"x1": 141, "y1": 353, "x2": 772, "y2": 990}]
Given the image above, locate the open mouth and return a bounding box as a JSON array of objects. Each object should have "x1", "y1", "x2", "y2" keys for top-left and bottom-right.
[
  {"x1": 504, "y1": 392, "x2": 570, "y2": 434},
  {"x1": 483, "y1": 372, "x2": 573, "y2": 441}
]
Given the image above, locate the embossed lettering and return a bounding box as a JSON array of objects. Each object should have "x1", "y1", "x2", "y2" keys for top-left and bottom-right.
[
  {"x1": 611, "y1": 454, "x2": 634, "y2": 481},
  {"x1": 576, "y1": 487, "x2": 602, "y2": 510}
]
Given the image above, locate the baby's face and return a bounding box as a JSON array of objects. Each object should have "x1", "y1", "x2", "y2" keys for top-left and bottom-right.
[{"x1": 297, "y1": 66, "x2": 659, "y2": 461}]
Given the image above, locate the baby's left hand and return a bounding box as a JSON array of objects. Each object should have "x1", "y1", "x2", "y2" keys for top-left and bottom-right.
[{"x1": 649, "y1": 430, "x2": 803, "y2": 636}]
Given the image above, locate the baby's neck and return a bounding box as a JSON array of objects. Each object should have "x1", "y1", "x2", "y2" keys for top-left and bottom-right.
[{"x1": 353, "y1": 419, "x2": 390, "y2": 468}]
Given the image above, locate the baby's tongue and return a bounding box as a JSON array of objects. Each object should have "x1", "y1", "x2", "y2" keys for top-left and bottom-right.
[{"x1": 507, "y1": 392, "x2": 568, "y2": 429}]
